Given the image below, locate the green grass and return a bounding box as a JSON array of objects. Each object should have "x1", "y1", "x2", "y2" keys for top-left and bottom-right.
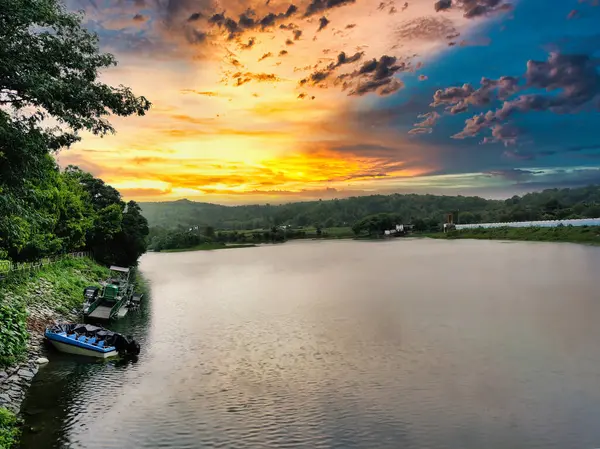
[
  {"x1": 0, "y1": 257, "x2": 110, "y2": 368},
  {"x1": 422, "y1": 226, "x2": 600, "y2": 245},
  {"x1": 0, "y1": 407, "x2": 20, "y2": 449},
  {"x1": 161, "y1": 243, "x2": 257, "y2": 252}
]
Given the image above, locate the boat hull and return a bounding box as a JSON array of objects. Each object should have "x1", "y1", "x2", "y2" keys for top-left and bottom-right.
[{"x1": 48, "y1": 339, "x2": 118, "y2": 358}]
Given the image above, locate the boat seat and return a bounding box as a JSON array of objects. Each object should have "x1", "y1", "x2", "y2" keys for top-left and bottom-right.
[
  {"x1": 77, "y1": 335, "x2": 88, "y2": 343},
  {"x1": 88, "y1": 337, "x2": 97, "y2": 344},
  {"x1": 58, "y1": 332, "x2": 67, "y2": 337},
  {"x1": 97, "y1": 341, "x2": 105, "y2": 348},
  {"x1": 68, "y1": 334, "x2": 77, "y2": 339}
]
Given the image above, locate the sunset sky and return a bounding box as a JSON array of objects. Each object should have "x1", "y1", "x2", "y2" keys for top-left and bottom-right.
[{"x1": 58, "y1": 0, "x2": 600, "y2": 203}]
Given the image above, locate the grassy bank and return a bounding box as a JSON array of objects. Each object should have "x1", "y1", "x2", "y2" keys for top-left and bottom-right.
[
  {"x1": 424, "y1": 226, "x2": 600, "y2": 244},
  {"x1": 0, "y1": 257, "x2": 110, "y2": 369},
  {"x1": 0, "y1": 257, "x2": 112, "y2": 448}
]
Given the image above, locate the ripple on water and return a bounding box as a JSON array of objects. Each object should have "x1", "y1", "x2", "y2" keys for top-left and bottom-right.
[{"x1": 18, "y1": 240, "x2": 600, "y2": 449}]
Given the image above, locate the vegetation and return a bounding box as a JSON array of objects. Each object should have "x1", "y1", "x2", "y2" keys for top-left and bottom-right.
[
  {"x1": 0, "y1": 408, "x2": 19, "y2": 449},
  {"x1": 427, "y1": 225, "x2": 600, "y2": 244},
  {"x1": 352, "y1": 213, "x2": 404, "y2": 237},
  {"x1": 0, "y1": 257, "x2": 110, "y2": 368},
  {"x1": 147, "y1": 224, "x2": 355, "y2": 252},
  {"x1": 0, "y1": 0, "x2": 150, "y2": 265},
  {"x1": 140, "y1": 185, "x2": 600, "y2": 232}
]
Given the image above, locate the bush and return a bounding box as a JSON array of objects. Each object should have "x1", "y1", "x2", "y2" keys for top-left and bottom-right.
[
  {"x1": 0, "y1": 301, "x2": 28, "y2": 368},
  {"x1": 0, "y1": 407, "x2": 20, "y2": 449}
]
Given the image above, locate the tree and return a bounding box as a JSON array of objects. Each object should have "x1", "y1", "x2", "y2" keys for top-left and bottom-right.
[
  {"x1": 0, "y1": 0, "x2": 151, "y2": 262},
  {"x1": 205, "y1": 226, "x2": 215, "y2": 238},
  {"x1": 109, "y1": 201, "x2": 149, "y2": 266},
  {"x1": 0, "y1": 0, "x2": 150, "y2": 147}
]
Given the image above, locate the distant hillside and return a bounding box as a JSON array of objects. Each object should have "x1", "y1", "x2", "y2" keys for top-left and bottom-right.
[{"x1": 139, "y1": 186, "x2": 600, "y2": 230}]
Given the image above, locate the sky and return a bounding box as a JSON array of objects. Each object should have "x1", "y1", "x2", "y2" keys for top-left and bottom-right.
[{"x1": 56, "y1": 0, "x2": 600, "y2": 203}]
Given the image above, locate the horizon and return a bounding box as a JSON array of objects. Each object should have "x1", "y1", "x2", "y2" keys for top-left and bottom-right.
[{"x1": 56, "y1": 0, "x2": 600, "y2": 204}]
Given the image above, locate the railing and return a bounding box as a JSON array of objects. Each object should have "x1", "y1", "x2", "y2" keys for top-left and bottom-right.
[
  {"x1": 0, "y1": 251, "x2": 93, "y2": 279},
  {"x1": 455, "y1": 218, "x2": 600, "y2": 230}
]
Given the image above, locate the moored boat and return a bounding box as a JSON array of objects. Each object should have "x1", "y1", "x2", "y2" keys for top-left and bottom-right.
[
  {"x1": 45, "y1": 323, "x2": 140, "y2": 358},
  {"x1": 83, "y1": 265, "x2": 137, "y2": 321}
]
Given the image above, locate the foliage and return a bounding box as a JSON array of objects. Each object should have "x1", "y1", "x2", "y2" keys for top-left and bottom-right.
[
  {"x1": 0, "y1": 407, "x2": 20, "y2": 449},
  {"x1": 428, "y1": 225, "x2": 600, "y2": 244},
  {"x1": 147, "y1": 225, "x2": 348, "y2": 251},
  {"x1": 0, "y1": 299, "x2": 28, "y2": 368},
  {"x1": 352, "y1": 213, "x2": 403, "y2": 236},
  {"x1": 0, "y1": 0, "x2": 150, "y2": 264},
  {"x1": 140, "y1": 185, "x2": 600, "y2": 231},
  {"x1": 0, "y1": 257, "x2": 110, "y2": 368}
]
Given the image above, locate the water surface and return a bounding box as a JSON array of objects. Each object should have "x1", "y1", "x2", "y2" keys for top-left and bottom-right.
[{"x1": 20, "y1": 239, "x2": 600, "y2": 448}]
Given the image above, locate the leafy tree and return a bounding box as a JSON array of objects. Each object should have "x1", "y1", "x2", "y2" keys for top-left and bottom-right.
[{"x1": 0, "y1": 0, "x2": 150, "y2": 263}]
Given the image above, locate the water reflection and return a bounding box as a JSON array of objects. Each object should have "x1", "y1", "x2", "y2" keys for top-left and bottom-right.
[{"x1": 19, "y1": 239, "x2": 600, "y2": 449}]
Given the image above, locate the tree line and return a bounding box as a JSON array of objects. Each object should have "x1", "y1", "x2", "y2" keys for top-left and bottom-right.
[
  {"x1": 1, "y1": 0, "x2": 151, "y2": 266},
  {"x1": 141, "y1": 185, "x2": 600, "y2": 232}
]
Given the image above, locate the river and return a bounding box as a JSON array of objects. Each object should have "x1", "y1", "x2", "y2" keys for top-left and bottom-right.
[{"x1": 18, "y1": 239, "x2": 600, "y2": 448}]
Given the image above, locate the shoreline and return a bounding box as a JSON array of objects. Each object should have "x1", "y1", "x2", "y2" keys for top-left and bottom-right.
[
  {"x1": 0, "y1": 258, "x2": 112, "y2": 447},
  {"x1": 419, "y1": 226, "x2": 600, "y2": 246},
  {"x1": 153, "y1": 226, "x2": 600, "y2": 253}
]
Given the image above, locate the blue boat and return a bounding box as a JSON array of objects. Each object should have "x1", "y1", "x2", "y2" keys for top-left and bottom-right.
[{"x1": 45, "y1": 323, "x2": 140, "y2": 359}]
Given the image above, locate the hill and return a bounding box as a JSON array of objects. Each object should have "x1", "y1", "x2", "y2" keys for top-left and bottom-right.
[{"x1": 139, "y1": 185, "x2": 600, "y2": 230}]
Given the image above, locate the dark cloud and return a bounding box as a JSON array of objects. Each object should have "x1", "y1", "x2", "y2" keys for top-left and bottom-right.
[
  {"x1": 411, "y1": 111, "x2": 440, "y2": 132},
  {"x1": 132, "y1": 13, "x2": 148, "y2": 22},
  {"x1": 434, "y1": 0, "x2": 513, "y2": 18},
  {"x1": 434, "y1": 0, "x2": 452, "y2": 11},
  {"x1": 258, "y1": 52, "x2": 273, "y2": 61},
  {"x1": 450, "y1": 53, "x2": 600, "y2": 143},
  {"x1": 408, "y1": 127, "x2": 432, "y2": 135},
  {"x1": 304, "y1": 0, "x2": 356, "y2": 17},
  {"x1": 301, "y1": 53, "x2": 409, "y2": 96},
  {"x1": 293, "y1": 29, "x2": 302, "y2": 40},
  {"x1": 279, "y1": 49, "x2": 289, "y2": 56},
  {"x1": 187, "y1": 12, "x2": 203, "y2": 21},
  {"x1": 345, "y1": 23, "x2": 356, "y2": 28},
  {"x1": 389, "y1": 6, "x2": 397, "y2": 14},
  {"x1": 431, "y1": 76, "x2": 520, "y2": 114},
  {"x1": 298, "y1": 92, "x2": 307, "y2": 99},
  {"x1": 484, "y1": 168, "x2": 543, "y2": 181},
  {"x1": 318, "y1": 16, "x2": 330, "y2": 31},
  {"x1": 209, "y1": 4, "x2": 298, "y2": 39},
  {"x1": 279, "y1": 22, "x2": 297, "y2": 29},
  {"x1": 350, "y1": 76, "x2": 404, "y2": 96},
  {"x1": 299, "y1": 51, "x2": 363, "y2": 86},
  {"x1": 285, "y1": 38, "x2": 294, "y2": 45},
  {"x1": 402, "y1": 1, "x2": 409, "y2": 10},
  {"x1": 232, "y1": 72, "x2": 280, "y2": 86}
]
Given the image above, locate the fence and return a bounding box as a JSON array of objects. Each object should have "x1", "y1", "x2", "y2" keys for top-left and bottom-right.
[
  {"x1": 455, "y1": 218, "x2": 600, "y2": 230},
  {"x1": 0, "y1": 251, "x2": 92, "y2": 279}
]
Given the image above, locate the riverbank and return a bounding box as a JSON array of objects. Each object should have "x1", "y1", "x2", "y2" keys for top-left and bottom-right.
[
  {"x1": 160, "y1": 242, "x2": 258, "y2": 252},
  {"x1": 423, "y1": 226, "x2": 600, "y2": 244},
  {"x1": 0, "y1": 257, "x2": 111, "y2": 447}
]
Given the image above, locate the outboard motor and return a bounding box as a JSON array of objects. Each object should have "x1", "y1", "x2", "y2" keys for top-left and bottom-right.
[{"x1": 113, "y1": 334, "x2": 141, "y2": 356}]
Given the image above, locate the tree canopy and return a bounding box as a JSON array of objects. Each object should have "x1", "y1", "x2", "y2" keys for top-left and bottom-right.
[
  {"x1": 0, "y1": 0, "x2": 151, "y2": 265},
  {"x1": 140, "y1": 185, "x2": 600, "y2": 231}
]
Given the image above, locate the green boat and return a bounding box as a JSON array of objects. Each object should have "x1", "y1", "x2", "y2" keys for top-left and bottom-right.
[{"x1": 83, "y1": 266, "x2": 142, "y2": 321}]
